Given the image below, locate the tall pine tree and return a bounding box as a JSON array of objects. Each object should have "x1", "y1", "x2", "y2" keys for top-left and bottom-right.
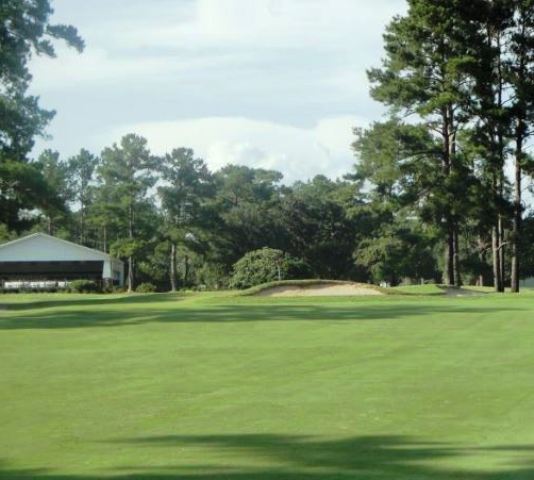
[{"x1": 98, "y1": 134, "x2": 155, "y2": 292}]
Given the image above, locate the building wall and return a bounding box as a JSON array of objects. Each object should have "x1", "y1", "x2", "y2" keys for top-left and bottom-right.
[
  {"x1": 104, "y1": 258, "x2": 125, "y2": 286},
  {"x1": 0, "y1": 234, "x2": 124, "y2": 286}
]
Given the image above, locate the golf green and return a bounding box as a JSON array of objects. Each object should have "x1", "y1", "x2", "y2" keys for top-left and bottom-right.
[{"x1": 1, "y1": 291, "x2": 533, "y2": 479}]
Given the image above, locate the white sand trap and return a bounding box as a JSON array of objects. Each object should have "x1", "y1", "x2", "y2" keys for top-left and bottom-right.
[{"x1": 256, "y1": 283, "x2": 384, "y2": 297}]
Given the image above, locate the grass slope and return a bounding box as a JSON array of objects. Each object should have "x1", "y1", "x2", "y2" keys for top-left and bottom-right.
[
  {"x1": 1, "y1": 291, "x2": 534, "y2": 479},
  {"x1": 393, "y1": 284, "x2": 497, "y2": 295}
]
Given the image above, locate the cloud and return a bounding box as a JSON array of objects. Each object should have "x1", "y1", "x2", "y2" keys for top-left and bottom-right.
[
  {"x1": 31, "y1": 0, "x2": 405, "y2": 90},
  {"x1": 104, "y1": 115, "x2": 367, "y2": 183},
  {"x1": 29, "y1": 45, "x2": 247, "y2": 90},
  {"x1": 113, "y1": 0, "x2": 403, "y2": 51},
  {"x1": 30, "y1": 0, "x2": 405, "y2": 181}
]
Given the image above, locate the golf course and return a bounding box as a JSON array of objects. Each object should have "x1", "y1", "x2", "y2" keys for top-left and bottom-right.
[{"x1": 1, "y1": 288, "x2": 534, "y2": 479}]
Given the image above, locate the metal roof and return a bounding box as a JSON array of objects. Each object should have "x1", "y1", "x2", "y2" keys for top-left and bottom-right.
[{"x1": 0, "y1": 232, "x2": 117, "y2": 261}]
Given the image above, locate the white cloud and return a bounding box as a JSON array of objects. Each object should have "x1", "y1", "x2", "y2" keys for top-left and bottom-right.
[
  {"x1": 29, "y1": 45, "x2": 246, "y2": 90},
  {"x1": 31, "y1": 47, "x2": 163, "y2": 88},
  {"x1": 104, "y1": 115, "x2": 367, "y2": 183},
  {"x1": 31, "y1": 0, "x2": 405, "y2": 90},
  {"x1": 114, "y1": 0, "x2": 404, "y2": 51},
  {"x1": 30, "y1": 0, "x2": 405, "y2": 181}
]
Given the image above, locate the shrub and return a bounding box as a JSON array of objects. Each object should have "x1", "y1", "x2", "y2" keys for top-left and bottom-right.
[
  {"x1": 68, "y1": 279, "x2": 100, "y2": 293},
  {"x1": 102, "y1": 283, "x2": 126, "y2": 294},
  {"x1": 196, "y1": 263, "x2": 230, "y2": 290},
  {"x1": 135, "y1": 282, "x2": 157, "y2": 293},
  {"x1": 230, "y1": 248, "x2": 310, "y2": 289}
]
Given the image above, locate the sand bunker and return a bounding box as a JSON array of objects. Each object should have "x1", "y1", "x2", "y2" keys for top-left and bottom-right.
[{"x1": 256, "y1": 282, "x2": 384, "y2": 297}]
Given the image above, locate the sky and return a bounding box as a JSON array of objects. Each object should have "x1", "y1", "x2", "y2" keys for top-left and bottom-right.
[{"x1": 30, "y1": 0, "x2": 407, "y2": 183}]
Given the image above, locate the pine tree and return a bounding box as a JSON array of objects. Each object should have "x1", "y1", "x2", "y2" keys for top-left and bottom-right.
[
  {"x1": 158, "y1": 148, "x2": 213, "y2": 291},
  {"x1": 67, "y1": 149, "x2": 98, "y2": 244},
  {"x1": 98, "y1": 134, "x2": 155, "y2": 292},
  {"x1": 367, "y1": 0, "x2": 484, "y2": 286},
  {"x1": 508, "y1": 0, "x2": 534, "y2": 292}
]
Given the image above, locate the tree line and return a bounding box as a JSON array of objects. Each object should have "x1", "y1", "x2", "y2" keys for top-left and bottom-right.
[
  {"x1": 9, "y1": 142, "x2": 376, "y2": 292},
  {"x1": 0, "y1": 0, "x2": 533, "y2": 292},
  {"x1": 356, "y1": 0, "x2": 534, "y2": 292}
]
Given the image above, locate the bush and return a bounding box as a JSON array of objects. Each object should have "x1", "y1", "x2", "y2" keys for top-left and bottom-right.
[
  {"x1": 135, "y1": 282, "x2": 157, "y2": 293},
  {"x1": 196, "y1": 263, "x2": 230, "y2": 290},
  {"x1": 230, "y1": 248, "x2": 310, "y2": 289},
  {"x1": 68, "y1": 279, "x2": 100, "y2": 293}
]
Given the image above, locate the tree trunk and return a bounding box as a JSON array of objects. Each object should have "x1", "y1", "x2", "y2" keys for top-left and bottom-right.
[
  {"x1": 492, "y1": 226, "x2": 502, "y2": 292},
  {"x1": 489, "y1": 169, "x2": 505, "y2": 292},
  {"x1": 444, "y1": 224, "x2": 455, "y2": 286},
  {"x1": 477, "y1": 236, "x2": 486, "y2": 287},
  {"x1": 441, "y1": 106, "x2": 457, "y2": 287},
  {"x1": 103, "y1": 225, "x2": 108, "y2": 253},
  {"x1": 498, "y1": 214, "x2": 505, "y2": 290},
  {"x1": 449, "y1": 106, "x2": 462, "y2": 288},
  {"x1": 127, "y1": 202, "x2": 135, "y2": 293},
  {"x1": 183, "y1": 254, "x2": 189, "y2": 286},
  {"x1": 127, "y1": 256, "x2": 134, "y2": 293},
  {"x1": 511, "y1": 124, "x2": 523, "y2": 293},
  {"x1": 511, "y1": 165, "x2": 522, "y2": 293},
  {"x1": 80, "y1": 203, "x2": 85, "y2": 244},
  {"x1": 169, "y1": 242, "x2": 177, "y2": 292},
  {"x1": 453, "y1": 226, "x2": 461, "y2": 287}
]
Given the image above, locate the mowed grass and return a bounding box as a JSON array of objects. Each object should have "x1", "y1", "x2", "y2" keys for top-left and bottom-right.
[{"x1": 1, "y1": 291, "x2": 534, "y2": 479}]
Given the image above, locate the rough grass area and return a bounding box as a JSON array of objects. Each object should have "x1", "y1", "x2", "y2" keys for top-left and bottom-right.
[
  {"x1": 240, "y1": 279, "x2": 388, "y2": 296},
  {"x1": 1, "y1": 291, "x2": 534, "y2": 479},
  {"x1": 393, "y1": 284, "x2": 497, "y2": 295}
]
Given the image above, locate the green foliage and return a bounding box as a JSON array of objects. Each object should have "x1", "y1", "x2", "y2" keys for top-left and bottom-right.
[
  {"x1": 0, "y1": 0, "x2": 83, "y2": 232},
  {"x1": 67, "y1": 149, "x2": 99, "y2": 243},
  {"x1": 195, "y1": 263, "x2": 229, "y2": 290},
  {"x1": 68, "y1": 280, "x2": 100, "y2": 293},
  {"x1": 0, "y1": 224, "x2": 14, "y2": 242},
  {"x1": 157, "y1": 148, "x2": 215, "y2": 290},
  {"x1": 98, "y1": 135, "x2": 156, "y2": 212},
  {"x1": 98, "y1": 134, "x2": 156, "y2": 291},
  {"x1": 354, "y1": 0, "x2": 534, "y2": 290},
  {"x1": 209, "y1": 165, "x2": 286, "y2": 268},
  {"x1": 158, "y1": 148, "x2": 213, "y2": 223},
  {"x1": 355, "y1": 221, "x2": 439, "y2": 285},
  {"x1": 34, "y1": 149, "x2": 72, "y2": 234},
  {"x1": 280, "y1": 176, "x2": 364, "y2": 280},
  {"x1": 110, "y1": 238, "x2": 145, "y2": 259},
  {"x1": 135, "y1": 282, "x2": 157, "y2": 293},
  {"x1": 230, "y1": 248, "x2": 310, "y2": 289}
]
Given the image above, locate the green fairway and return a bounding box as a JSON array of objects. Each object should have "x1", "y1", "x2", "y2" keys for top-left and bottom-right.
[{"x1": 1, "y1": 292, "x2": 534, "y2": 479}]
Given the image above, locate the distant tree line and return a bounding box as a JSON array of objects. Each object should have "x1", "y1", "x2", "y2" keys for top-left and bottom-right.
[
  {"x1": 0, "y1": 0, "x2": 533, "y2": 291},
  {"x1": 7, "y1": 142, "x2": 376, "y2": 292}
]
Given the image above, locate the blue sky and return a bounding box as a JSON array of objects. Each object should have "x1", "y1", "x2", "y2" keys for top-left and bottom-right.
[{"x1": 30, "y1": 0, "x2": 406, "y2": 182}]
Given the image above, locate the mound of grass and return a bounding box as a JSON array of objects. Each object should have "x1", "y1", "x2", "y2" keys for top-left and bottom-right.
[
  {"x1": 394, "y1": 284, "x2": 500, "y2": 296},
  {"x1": 393, "y1": 284, "x2": 447, "y2": 295}
]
